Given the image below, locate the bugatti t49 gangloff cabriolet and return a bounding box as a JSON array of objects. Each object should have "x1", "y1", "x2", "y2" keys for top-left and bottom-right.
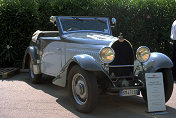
[{"x1": 23, "y1": 16, "x2": 174, "y2": 113}]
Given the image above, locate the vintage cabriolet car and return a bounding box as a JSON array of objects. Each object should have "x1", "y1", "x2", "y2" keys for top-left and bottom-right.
[{"x1": 23, "y1": 16, "x2": 174, "y2": 113}]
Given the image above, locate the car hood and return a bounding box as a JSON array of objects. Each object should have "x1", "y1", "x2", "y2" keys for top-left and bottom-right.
[{"x1": 62, "y1": 32, "x2": 118, "y2": 46}]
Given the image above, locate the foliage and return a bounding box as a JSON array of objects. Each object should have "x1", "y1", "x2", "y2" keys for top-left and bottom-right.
[
  {"x1": 0, "y1": 0, "x2": 176, "y2": 67},
  {"x1": 0, "y1": 0, "x2": 38, "y2": 67}
]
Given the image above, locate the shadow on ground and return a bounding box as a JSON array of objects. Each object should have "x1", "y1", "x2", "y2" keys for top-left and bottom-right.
[{"x1": 2, "y1": 73, "x2": 176, "y2": 118}]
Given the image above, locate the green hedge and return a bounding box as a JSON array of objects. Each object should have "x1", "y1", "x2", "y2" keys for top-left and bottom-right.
[{"x1": 0, "y1": 0, "x2": 176, "y2": 67}]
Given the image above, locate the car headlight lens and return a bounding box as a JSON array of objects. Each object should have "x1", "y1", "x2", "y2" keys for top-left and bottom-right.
[
  {"x1": 100, "y1": 47, "x2": 115, "y2": 63},
  {"x1": 136, "y1": 46, "x2": 150, "y2": 63}
]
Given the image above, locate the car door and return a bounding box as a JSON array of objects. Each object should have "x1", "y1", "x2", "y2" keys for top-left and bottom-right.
[{"x1": 41, "y1": 39, "x2": 65, "y2": 77}]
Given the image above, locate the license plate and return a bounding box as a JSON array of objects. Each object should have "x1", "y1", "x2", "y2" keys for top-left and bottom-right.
[{"x1": 120, "y1": 89, "x2": 139, "y2": 96}]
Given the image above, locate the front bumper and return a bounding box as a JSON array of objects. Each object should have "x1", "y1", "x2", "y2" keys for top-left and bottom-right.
[{"x1": 107, "y1": 85, "x2": 145, "y2": 92}]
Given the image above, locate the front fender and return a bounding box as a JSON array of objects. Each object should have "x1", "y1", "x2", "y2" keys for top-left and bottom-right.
[
  {"x1": 136, "y1": 52, "x2": 173, "y2": 73},
  {"x1": 52, "y1": 54, "x2": 108, "y2": 87},
  {"x1": 72, "y1": 54, "x2": 103, "y2": 71}
]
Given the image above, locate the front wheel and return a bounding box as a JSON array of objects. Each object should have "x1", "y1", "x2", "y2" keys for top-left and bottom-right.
[
  {"x1": 68, "y1": 65, "x2": 98, "y2": 113},
  {"x1": 141, "y1": 69, "x2": 174, "y2": 103}
]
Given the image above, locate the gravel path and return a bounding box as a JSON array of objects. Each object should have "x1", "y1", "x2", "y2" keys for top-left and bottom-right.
[{"x1": 0, "y1": 73, "x2": 176, "y2": 118}]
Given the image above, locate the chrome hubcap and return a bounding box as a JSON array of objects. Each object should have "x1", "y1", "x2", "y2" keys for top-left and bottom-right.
[{"x1": 72, "y1": 73, "x2": 88, "y2": 105}]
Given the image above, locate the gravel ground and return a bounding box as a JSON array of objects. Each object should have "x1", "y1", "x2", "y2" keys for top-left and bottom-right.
[{"x1": 0, "y1": 73, "x2": 176, "y2": 118}]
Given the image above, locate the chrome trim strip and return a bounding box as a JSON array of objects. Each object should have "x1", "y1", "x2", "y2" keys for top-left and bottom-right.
[
  {"x1": 109, "y1": 65, "x2": 134, "y2": 67},
  {"x1": 63, "y1": 30, "x2": 107, "y2": 34},
  {"x1": 58, "y1": 18, "x2": 64, "y2": 33},
  {"x1": 40, "y1": 37, "x2": 61, "y2": 40},
  {"x1": 107, "y1": 86, "x2": 145, "y2": 91},
  {"x1": 107, "y1": 19, "x2": 110, "y2": 34}
]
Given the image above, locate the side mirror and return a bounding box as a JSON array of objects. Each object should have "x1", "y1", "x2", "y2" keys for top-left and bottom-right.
[
  {"x1": 50, "y1": 16, "x2": 56, "y2": 25},
  {"x1": 111, "y1": 18, "x2": 116, "y2": 25}
]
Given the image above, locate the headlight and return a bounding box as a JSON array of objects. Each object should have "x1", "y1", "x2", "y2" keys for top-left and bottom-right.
[
  {"x1": 100, "y1": 47, "x2": 115, "y2": 63},
  {"x1": 136, "y1": 46, "x2": 150, "y2": 63}
]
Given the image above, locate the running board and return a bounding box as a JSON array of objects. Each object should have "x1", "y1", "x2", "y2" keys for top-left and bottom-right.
[{"x1": 52, "y1": 76, "x2": 66, "y2": 87}]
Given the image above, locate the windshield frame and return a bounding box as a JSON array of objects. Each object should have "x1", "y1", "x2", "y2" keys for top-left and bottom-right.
[{"x1": 57, "y1": 16, "x2": 112, "y2": 35}]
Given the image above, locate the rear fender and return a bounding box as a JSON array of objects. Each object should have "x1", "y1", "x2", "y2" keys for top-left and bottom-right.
[{"x1": 22, "y1": 46, "x2": 40, "y2": 72}]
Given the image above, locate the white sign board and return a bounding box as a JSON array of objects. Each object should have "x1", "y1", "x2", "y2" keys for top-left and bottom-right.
[{"x1": 145, "y1": 73, "x2": 166, "y2": 112}]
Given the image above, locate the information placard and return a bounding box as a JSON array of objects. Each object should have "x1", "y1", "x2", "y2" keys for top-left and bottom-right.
[{"x1": 145, "y1": 73, "x2": 166, "y2": 112}]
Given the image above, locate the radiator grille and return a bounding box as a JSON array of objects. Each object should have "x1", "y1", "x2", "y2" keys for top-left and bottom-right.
[{"x1": 110, "y1": 40, "x2": 134, "y2": 77}]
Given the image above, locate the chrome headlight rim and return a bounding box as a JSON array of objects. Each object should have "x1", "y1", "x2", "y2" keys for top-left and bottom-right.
[
  {"x1": 99, "y1": 47, "x2": 115, "y2": 63},
  {"x1": 136, "y1": 46, "x2": 150, "y2": 63}
]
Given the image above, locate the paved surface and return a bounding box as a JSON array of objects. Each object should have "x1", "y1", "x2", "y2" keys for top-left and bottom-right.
[{"x1": 0, "y1": 73, "x2": 176, "y2": 118}]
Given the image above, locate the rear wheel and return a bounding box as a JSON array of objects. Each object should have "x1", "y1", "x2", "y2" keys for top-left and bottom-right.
[
  {"x1": 68, "y1": 65, "x2": 98, "y2": 113},
  {"x1": 29, "y1": 57, "x2": 41, "y2": 84},
  {"x1": 141, "y1": 69, "x2": 174, "y2": 102}
]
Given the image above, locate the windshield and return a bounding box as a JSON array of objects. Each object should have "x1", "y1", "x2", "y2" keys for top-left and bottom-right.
[{"x1": 58, "y1": 17, "x2": 110, "y2": 34}]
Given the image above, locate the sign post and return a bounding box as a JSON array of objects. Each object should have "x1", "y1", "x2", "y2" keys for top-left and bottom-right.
[{"x1": 145, "y1": 73, "x2": 166, "y2": 112}]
